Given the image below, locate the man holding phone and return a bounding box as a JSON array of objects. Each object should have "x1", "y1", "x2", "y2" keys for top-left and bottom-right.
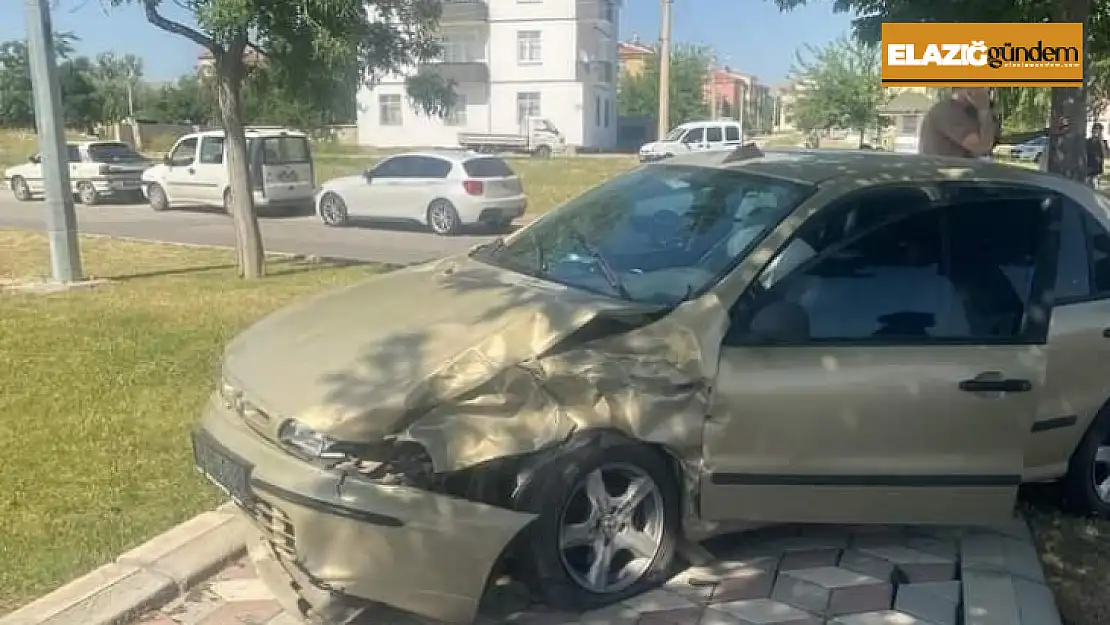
[{"x1": 919, "y1": 87, "x2": 998, "y2": 158}]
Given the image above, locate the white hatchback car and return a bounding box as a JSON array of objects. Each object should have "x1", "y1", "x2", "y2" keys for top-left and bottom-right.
[{"x1": 315, "y1": 151, "x2": 527, "y2": 235}]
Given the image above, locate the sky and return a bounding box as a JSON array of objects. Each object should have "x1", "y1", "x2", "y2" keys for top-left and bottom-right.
[{"x1": 0, "y1": 0, "x2": 855, "y2": 86}]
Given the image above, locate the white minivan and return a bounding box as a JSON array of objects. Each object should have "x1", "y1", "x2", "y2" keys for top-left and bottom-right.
[
  {"x1": 638, "y1": 119, "x2": 744, "y2": 162},
  {"x1": 141, "y1": 127, "x2": 315, "y2": 214}
]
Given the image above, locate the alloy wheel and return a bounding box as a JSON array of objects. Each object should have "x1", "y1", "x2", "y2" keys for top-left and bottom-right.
[
  {"x1": 320, "y1": 194, "x2": 346, "y2": 226},
  {"x1": 1093, "y1": 441, "x2": 1110, "y2": 503},
  {"x1": 557, "y1": 463, "x2": 666, "y2": 594},
  {"x1": 428, "y1": 201, "x2": 457, "y2": 235}
]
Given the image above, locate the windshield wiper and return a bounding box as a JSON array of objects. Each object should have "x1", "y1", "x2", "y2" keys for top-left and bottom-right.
[
  {"x1": 566, "y1": 227, "x2": 631, "y2": 300},
  {"x1": 471, "y1": 237, "x2": 505, "y2": 257}
]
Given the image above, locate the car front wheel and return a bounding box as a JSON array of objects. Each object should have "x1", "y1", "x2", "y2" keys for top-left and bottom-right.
[
  {"x1": 513, "y1": 436, "x2": 680, "y2": 611},
  {"x1": 1063, "y1": 408, "x2": 1110, "y2": 517},
  {"x1": 11, "y1": 176, "x2": 31, "y2": 201}
]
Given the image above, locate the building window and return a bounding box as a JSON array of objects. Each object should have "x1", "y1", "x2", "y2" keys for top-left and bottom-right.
[
  {"x1": 440, "y1": 31, "x2": 484, "y2": 63},
  {"x1": 379, "y1": 94, "x2": 402, "y2": 126},
  {"x1": 517, "y1": 92, "x2": 541, "y2": 124},
  {"x1": 446, "y1": 93, "x2": 467, "y2": 126},
  {"x1": 899, "y1": 114, "x2": 919, "y2": 135},
  {"x1": 517, "y1": 31, "x2": 542, "y2": 64},
  {"x1": 596, "y1": 95, "x2": 602, "y2": 126},
  {"x1": 604, "y1": 99, "x2": 611, "y2": 127}
]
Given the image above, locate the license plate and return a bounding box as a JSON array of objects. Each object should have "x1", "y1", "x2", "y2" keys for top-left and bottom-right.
[{"x1": 192, "y1": 430, "x2": 254, "y2": 505}]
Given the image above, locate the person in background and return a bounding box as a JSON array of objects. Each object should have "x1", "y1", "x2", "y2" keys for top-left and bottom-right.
[
  {"x1": 919, "y1": 87, "x2": 997, "y2": 158},
  {"x1": 1087, "y1": 122, "x2": 1109, "y2": 187}
]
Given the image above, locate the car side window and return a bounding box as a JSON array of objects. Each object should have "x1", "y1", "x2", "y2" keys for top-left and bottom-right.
[
  {"x1": 1086, "y1": 211, "x2": 1110, "y2": 295},
  {"x1": 371, "y1": 158, "x2": 400, "y2": 178},
  {"x1": 684, "y1": 127, "x2": 704, "y2": 143},
  {"x1": 168, "y1": 138, "x2": 198, "y2": 167},
  {"x1": 725, "y1": 125, "x2": 740, "y2": 142},
  {"x1": 728, "y1": 197, "x2": 1050, "y2": 345},
  {"x1": 411, "y1": 157, "x2": 452, "y2": 179},
  {"x1": 706, "y1": 126, "x2": 723, "y2": 143},
  {"x1": 66, "y1": 146, "x2": 81, "y2": 162},
  {"x1": 1054, "y1": 201, "x2": 1091, "y2": 302},
  {"x1": 198, "y1": 137, "x2": 225, "y2": 165}
]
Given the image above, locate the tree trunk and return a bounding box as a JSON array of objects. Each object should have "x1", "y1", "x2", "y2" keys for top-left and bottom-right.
[
  {"x1": 858, "y1": 127, "x2": 866, "y2": 149},
  {"x1": 1047, "y1": 0, "x2": 1092, "y2": 181},
  {"x1": 215, "y1": 57, "x2": 265, "y2": 279}
]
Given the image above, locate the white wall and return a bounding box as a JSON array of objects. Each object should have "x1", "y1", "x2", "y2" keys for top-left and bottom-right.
[{"x1": 356, "y1": 0, "x2": 619, "y2": 149}]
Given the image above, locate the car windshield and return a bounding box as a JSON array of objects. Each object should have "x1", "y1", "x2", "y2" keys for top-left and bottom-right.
[
  {"x1": 470, "y1": 164, "x2": 815, "y2": 305},
  {"x1": 87, "y1": 142, "x2": 144, "y2": 163},
  {"x1": 663, "y1": 127, "x2": 687, "y2": 141},
  {"x1": 541, "y1": 120, "x2": 560, "y2": 134}
]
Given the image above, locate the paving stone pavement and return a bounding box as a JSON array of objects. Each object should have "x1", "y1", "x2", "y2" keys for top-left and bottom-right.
[{"x1": 133, "y1": 519, "x2": 1060, "y2": 625}]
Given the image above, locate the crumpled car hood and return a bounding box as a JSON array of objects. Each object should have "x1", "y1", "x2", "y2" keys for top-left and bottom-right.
[{"x1": 223, "y1": 255, "x2": 707, "y2": 467}]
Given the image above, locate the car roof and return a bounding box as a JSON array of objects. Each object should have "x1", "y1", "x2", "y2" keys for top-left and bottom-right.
[
  {"x1": 663, "y1": 147, "x2": 1065, "y2": 187},
  {"x1": 188, "y1": 128, "x2": 307, "y2": 139},
  {"x1": 385, "y1": 149, "x2": 507, "y2": 163}
]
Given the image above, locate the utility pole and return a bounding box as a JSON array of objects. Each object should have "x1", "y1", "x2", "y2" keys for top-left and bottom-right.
[
  {"x1": 25, "y1": 0, "x2": 82, "y2": 283},
  {"x1": 657, "y1": 0, "x2": 673, "y2": 139},
  {"x1": 708, "y1": 54, "x2": 717, "y2": 120}
]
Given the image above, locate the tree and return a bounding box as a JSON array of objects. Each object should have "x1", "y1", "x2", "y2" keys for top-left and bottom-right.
[
  {"x1": 770, "y1": 0, "x2": 1100, "y2": 181},
  {"x1": 138, "y1": 75, "x2": 218, "y2": 125},
  {"x1": 0, "y1": 33, "x2": 79, "y2": 128},
  {"x1": 58, "y1": 56, "x2": 101, "y2": 132},
  {"x1": 618, "y1": 44, "x2": 709, "y2": 131},
  {"x1": 89, "y1": 52, "x2": 144, "y2": 123},
  {"x1": 114, "y1": 0, "x2": 455, "y2": 279},
  {"x1": 788, "y1": 36, "x2": 889, "y2": 147}
]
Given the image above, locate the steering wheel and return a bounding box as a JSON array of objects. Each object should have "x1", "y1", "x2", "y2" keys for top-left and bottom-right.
[{"x1": 648, "y1": 209, "x2": 688, "y2": 251}]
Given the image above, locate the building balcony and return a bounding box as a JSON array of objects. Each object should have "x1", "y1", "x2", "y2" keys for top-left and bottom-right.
[
  {"x1": 440, "y1": 0, "x2": 488, "y2": 23},
  {"x1": 418, "y1": 61, "x2": 489, "y2": 84}
]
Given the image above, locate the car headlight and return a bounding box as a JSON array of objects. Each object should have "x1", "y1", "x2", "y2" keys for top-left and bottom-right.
[{"x1": 278, "y1": 419, "x2": 346, "y2": 460}]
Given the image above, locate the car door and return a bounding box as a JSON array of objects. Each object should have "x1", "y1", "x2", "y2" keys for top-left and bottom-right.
[
  {"x1": 700, "y1": 183, "x2": 1058, "y2": 525},
  {"x1": 163, "y1": 137, "x2": 201, "y2": 202},
  {"x1": 704, "y1": 124, "x2": 726, "y2": 152},
  {"x1": 345, "y1": 156, "x2": 405, "y2": 219},
  {"x1": 392, "y1": 156, "x2": 451, "y2": 221},
  {"x1": 723, "y1": 123, "x2": 743, "y2": 149},
  {"x1": 192, "y1": 135, "x2": 226, "y2": 205},
  {"x1": 681, "y1": 126, "x2": 706, "y2": 152},
  {"x1": 1024, "y1": 195, "x2": 1110, "y2": 480}
]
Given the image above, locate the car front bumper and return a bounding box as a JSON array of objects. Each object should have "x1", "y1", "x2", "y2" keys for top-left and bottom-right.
[
  {"x1": 639, "y1": 153, "x2": 671, "y2": 163},
  {"x1": 194, "y1": 396, "x2": 536, "y2": 623}
]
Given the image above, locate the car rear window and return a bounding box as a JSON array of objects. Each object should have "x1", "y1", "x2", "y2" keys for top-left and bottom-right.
[
  {"x1": 257, "y1": 136, "x2": 311, "y2": 164},
  {"x1": 463, "y1": 157, "x2": 515, "y2": 178},
  {"x1": 87, "y1": 142, "x2": 144, "y2": 163}
]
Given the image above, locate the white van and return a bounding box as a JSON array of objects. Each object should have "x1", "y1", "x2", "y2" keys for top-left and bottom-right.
[
  {"x1": 141, "y1": 127, "x2": 315, "y2": 214},
  {"x1": 638, "y1": 119, "x2": 745, "y2": 162}
]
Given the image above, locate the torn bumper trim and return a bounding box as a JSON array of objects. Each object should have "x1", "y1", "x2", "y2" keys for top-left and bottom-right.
[{"x1": 198, "y1": 397, "x2": 537, "y2": 623}]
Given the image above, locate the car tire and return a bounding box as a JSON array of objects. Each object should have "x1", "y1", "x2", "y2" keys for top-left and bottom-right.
[
  {"x1": 512, "y1": 436, "x2": 680, "y2": 611},
  {"x1": 534, "y1": 145, "x2": 553, "y2": 159},
  {"x1": 77, "y1": 182, "x2": 99, "y2": 206},
  {"x1": 1062, "y1": 407, "x2": 1110, "y2": 517},
  {"x1": 1034, "y1": 152, "x2": 1043, "y2": 165},
  {"x1": 222, "y1": 189, "x2": 233, "y2": 214},
  {"x1": 147, "y1": 183, "x2": 169, "y2": 211},
  {"x1": 426, "y1": 199, "x2": 461, "y2": 236},
  {"x1": 318, "y1": 192, "x2": 348, "y2": 227},
  {"x1": 11, "y1": 176, "x2": 31, "y2": 201}
]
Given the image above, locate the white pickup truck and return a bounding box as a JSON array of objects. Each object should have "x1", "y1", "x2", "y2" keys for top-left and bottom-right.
[
  {"x1": 5, "y1": 140, "x2": 150, "y2": 205},
  {"x1": 458, "y1": 117, "x2": 565, "y2": 158}
]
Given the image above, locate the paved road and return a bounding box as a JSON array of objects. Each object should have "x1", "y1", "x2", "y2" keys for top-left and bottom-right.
[{"x1": 0, "y1": 195, "x2": 504, "y2": 265}]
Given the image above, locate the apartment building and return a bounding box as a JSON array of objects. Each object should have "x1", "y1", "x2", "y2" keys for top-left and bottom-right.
[{"x1": 356, "y1": 0, "x2": 620, "y2": 149}]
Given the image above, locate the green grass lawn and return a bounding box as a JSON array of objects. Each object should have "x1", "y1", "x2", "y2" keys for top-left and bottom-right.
[
  {"x1": 0, "y1": 232, "x2": 377, "y2": 615},
  {"x1": 314, "y1": 154, "x2": 638, "y2": 216}
]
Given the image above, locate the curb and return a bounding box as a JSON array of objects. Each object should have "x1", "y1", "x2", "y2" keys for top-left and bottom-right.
[{"x1": 0, "y1": 503, "x2": 247, "y2": 625}]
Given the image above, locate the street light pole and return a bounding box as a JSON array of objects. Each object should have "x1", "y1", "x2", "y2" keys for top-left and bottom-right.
[
  {"x1": 25, "y1": 0, "x2": 82, "y2": 283},
  {"x1": 657, "y1": 0, "x2": 673, "y2": 139}
]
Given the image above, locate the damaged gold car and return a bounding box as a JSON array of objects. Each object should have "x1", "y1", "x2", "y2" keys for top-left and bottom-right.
[{"x1": 192, "y1": 148, "x2": 1110, "y2": 624}]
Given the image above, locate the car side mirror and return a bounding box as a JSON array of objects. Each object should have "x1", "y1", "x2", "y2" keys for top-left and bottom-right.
[
  {"x1": 162, "y1": 155, "x2": 171, "y2": 166},
  {"x1": 28, "y1": 155, "x2": 40, "y2": 164},
  {"x1": 363, "y1": 170, "x2": 373, "y2": 183},
  {"x1": 730, "y1": 299, "x2": 810, "y2": 345}
]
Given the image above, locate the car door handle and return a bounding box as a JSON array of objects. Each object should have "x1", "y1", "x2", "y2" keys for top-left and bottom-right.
[
  {"x1": 958, "y1": 375, "x2": 1032, "y2": 393},
  {"x1": 187, "y1": 168, "x2": 195, "y2": 175}
]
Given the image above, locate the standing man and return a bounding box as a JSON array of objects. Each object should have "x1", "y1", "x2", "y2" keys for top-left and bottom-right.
[
  {"x1": 1086, "y1": 122, "x2": 1108, "y2": 187},
  {"x1": 919, "y1": 87, "x2": 997, "y2": 158}
]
